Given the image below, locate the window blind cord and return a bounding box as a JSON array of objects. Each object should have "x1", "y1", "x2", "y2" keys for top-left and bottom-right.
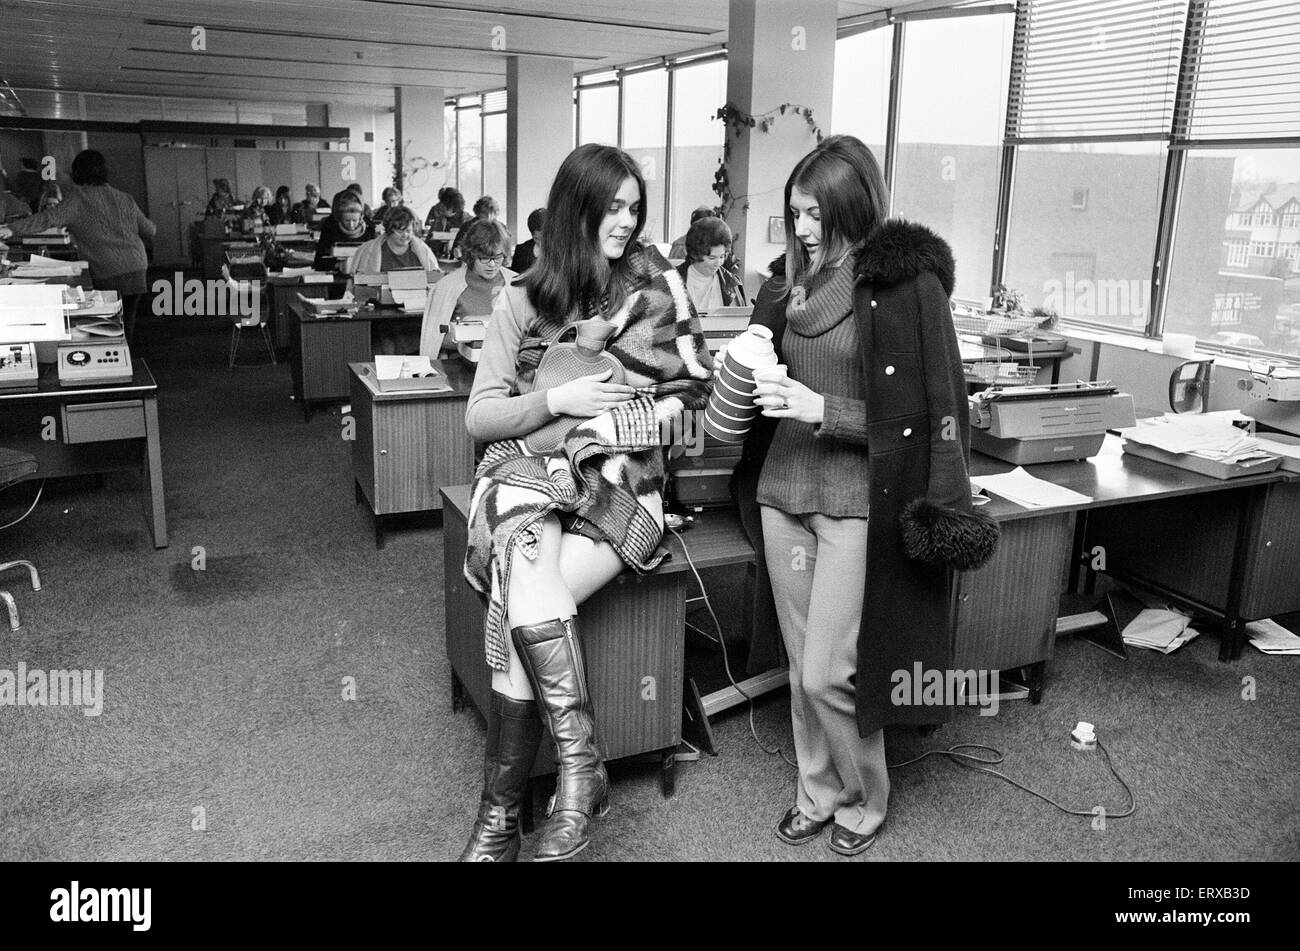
[{"x1": 668, "y1": 526, "x2": 798, "y2": 770}]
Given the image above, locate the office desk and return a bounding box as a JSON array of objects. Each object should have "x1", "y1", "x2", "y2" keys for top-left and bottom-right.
[
  {"x1": 268, "y1": 274, "x2": 346, "y2": 353},
  {"x1": 440, "y1": 485, "x2": 760, "y2": 793},
  {"x1": 965, "y1": 436, "x2": 1294, "y2": 683},
  {"x1": 0, "y1": 361, "x2": 167, "y2": 548},
  {"x1": 347, "y1": 360, "x2": 476, "y2": 546},
  {"x1": 289, "y1": 301, "x2": 423, "y2": 420}
]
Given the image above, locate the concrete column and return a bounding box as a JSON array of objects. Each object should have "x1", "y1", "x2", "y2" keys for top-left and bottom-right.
[
  {"x1": 394, "y1": 86, "x2": 446, "y2": 222},
  {"x1": 725, "y1": 0, "x2": 837, "y2": 295},
  {"x1": 506, "y1": 57, "x2": 574, "y2": 239}
]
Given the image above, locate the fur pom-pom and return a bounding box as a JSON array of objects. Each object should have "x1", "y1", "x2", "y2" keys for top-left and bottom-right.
[{"x1": 900, "y1": 498, "x2": 999, "y2": 571}]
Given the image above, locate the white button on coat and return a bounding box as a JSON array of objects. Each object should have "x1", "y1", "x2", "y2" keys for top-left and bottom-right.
[
  {"x1": 903, "y1": 427, "x2": 913, "y2": 437},
  {"x1": 885, "y1": 365, "x2": 895, "y2": 375}
]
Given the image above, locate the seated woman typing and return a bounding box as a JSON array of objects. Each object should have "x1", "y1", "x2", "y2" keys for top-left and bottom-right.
[
  {"x1": 348, "y1": 206, "x2": 438, "y2": 276},
  {"x1": 454, "y1": 144, "x2": 713, "y2": 862},
  {"x1": 313, "y1": 192, "x2": 375, "y2": 270},
  {"x1": 676, "y1": 215, "x2": 744, "y2": 313},
  {"x1": 418, "y1": 218, "x2": 514, "y2": 358}
]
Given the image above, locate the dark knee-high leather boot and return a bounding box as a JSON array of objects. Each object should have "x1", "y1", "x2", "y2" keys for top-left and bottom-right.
[
  {"x1": 511, "y1": 617, "x2": 609, "y2": 862},
  {"x1": 457, "y1": 691, "x2": 542, "y2": 862}
]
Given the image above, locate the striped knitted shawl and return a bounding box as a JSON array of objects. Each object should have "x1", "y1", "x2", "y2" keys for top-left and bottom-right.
[{"x1": 464, "y1": 245, "x2": 714, "y2": 671}]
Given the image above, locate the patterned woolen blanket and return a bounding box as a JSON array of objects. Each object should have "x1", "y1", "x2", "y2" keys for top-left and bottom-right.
[{"x1": 465, "y1": 246, "x2": 714, "y2": 670}]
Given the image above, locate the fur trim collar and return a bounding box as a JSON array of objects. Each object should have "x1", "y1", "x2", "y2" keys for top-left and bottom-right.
[{"x1": 855, "y1": 219, "x2": 955, "y2": 297}]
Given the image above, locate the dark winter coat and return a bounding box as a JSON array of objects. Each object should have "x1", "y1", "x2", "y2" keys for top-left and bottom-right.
[{"x1": 731, "y1": 219, "x2": 999, "y2": 735}]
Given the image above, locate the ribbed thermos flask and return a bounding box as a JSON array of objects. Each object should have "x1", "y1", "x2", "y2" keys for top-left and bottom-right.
[{"x1": 703, "y1": 325, "x2": 777, "y2": 443}]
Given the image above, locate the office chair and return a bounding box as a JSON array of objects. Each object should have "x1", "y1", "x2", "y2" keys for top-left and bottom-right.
[
  {"x1": 0, "y1": 447, "x2": 42, "y2": 631},
  {"x1": 1169, "y1": 358, "x2": 1213, "y2": 413},
  {"x1": 222, "y1": 265, "x2": 276, "y2": 368}
]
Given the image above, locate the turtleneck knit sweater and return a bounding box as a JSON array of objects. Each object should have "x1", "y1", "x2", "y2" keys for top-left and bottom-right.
[{"x1": 756, "y1": 256, "x2": 871, "y2": 517}]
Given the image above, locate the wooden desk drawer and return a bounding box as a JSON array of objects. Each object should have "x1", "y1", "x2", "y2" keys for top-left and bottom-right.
[{"x1": 61, "y1": 399, "x2": 147, "y2": 444}]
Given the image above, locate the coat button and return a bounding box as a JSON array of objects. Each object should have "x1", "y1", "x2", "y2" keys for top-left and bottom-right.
[
  {"x1": 870, "y1": 300, "x2": 878, "y2": 308},
  {"x1": 903, "y1": 427, "x2": 913, "y2": 437},
  {"x1": 885, "y1": 365, "x2": 895, "y2": 375}
]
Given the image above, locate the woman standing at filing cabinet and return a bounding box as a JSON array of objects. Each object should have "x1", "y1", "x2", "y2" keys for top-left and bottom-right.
[
  {"x1": 730, "y1": 135, "x2": 997, "y2": 856},
  {"x1": 455, "y1": 144, "x2": 712, "y2": 862},
  {"x1": 0, "y1": 150, "x2": 155, "y2": 349}
]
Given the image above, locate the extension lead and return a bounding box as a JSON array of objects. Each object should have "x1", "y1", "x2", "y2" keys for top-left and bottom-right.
[{"x1": 1071, "y1": 720, "x2": 1098, "y2": 751}]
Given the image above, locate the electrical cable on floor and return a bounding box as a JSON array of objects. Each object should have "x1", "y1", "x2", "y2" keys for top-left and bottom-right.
[
  {"x1": 668, "y1": 525, "x2": 797, "y2": 770},
  {"x1": 0, "y1": 479, "x2": 44, "y2": 531},
  {"x1": 890, "y1": 739, "x2": 1136, "y2": 820}
]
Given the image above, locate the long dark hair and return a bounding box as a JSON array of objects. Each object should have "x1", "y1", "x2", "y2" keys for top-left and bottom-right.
[
  {"x1": 780, "y1": 134, "x2": 888, "y2": 294},
  {"x1": 524, "y1": 144, "x2": 647, "y2": 321}
]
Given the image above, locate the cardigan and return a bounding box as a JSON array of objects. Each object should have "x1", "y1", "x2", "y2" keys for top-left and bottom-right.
[
  {"x1": 5, "y1": 184, "x2": 155, "y2": 291},
  {"x1": 418, "y1": 265, "x2": 518, "y2": 358},
  {"x1": 346, "y1": 234, "x2": 439, "y2": 276}
]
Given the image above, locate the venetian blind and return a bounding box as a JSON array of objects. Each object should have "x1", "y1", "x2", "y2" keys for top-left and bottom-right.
[
  {"x1": 1006, "y1": 0, "x2": 1188, "y2": 140},
  {"x1": 1181, "y1": 0, "x2": 1300, "y2": 139}
]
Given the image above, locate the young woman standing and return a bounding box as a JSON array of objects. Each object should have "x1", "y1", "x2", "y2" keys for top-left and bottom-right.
[{"x1": 735, "y1": 135, "x2": 998, "y2": 856}]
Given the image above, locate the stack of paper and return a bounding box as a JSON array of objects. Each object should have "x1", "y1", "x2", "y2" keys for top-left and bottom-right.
[
  {"x1": 1246, "y1": 619, "x2": 1300, "y2": 655},
  {"x1": 1122, "y1": 608, "x2": 1201, "y2": 653},
  {"x1": 969, "y1": 466, "x2": 1093, "y2": 508},
  {"x1": 1120, "y1": 414, "x2": 1275, "y2": 465}
]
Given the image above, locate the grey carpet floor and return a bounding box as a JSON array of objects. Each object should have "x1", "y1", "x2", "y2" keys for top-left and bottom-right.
[{"x1": 1, "y1": 314, "x2": 1297, "y2": 862}]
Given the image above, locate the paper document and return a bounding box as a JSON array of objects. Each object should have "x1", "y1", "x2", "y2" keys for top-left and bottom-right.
[
  {"x1": 1246, "y1": 618, "x2": 1300, "y2": 655},
  {"x1": 374, "y1": 354, "x2": 441, "y2": 380},
  {"x1": 1121, "y1": 607, "x2": 1200, "y2": 653},
  {"x1": 27, "y1": 253, "x2": 64, "y2": 267},
  {"x1": 1119, "y1": 414, "x2": 1263, "y2": 459},
  {"x1": 969, "y1": 467, "x2": 1093, "y2": 508}
]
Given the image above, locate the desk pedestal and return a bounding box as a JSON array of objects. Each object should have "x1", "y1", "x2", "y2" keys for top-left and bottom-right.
[{"x1": 441, "y1": 488, "x2": 685, "y2": 790}]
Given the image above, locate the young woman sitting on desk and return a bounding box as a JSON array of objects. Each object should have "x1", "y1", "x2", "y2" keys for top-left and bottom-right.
[
  {"x1": 455, "y1": 143, "x2": 712, "y2": 862},
  {"x1": 417, "y1": 217, "x2": 513, "y2": 359},
  {"x1": 313, "y1": 193, "x2": 375, "y2": 270},
  {"x1": 727, "y1": 135, "x2": 997, "y2": 857}
]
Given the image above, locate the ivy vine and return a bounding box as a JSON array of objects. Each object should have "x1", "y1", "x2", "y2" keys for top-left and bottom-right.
[{"x1": 711, "y1": 102, "x2": 824, "y2": 219}]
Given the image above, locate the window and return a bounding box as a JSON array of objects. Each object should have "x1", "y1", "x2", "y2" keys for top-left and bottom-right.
[
  {"x1": 622, "y1": 67, "x2": 668, "y2": 244},
  {"x1": 892, "y1": 12, "x2": 1013, "y2": 300},
  {"x1": 831, "y1": 27, "x2": 890, "y2": 157},
  {"x1": 1283, "y1": 212, "x2": 1300, "y2": 228},
  {"x1": 1165, "y1": 148, "x2": 1300, "y2": 358},
  {"x1": 668, "y1": 58, "x2": 726, "y2": 243},
  {"x1": 1225, "y1": 239, "x2": 1249, "y2": 267},
  {"x1": 456, "y1": 99, "x2": 482, "y2": 201},
  {"x1": 482, "y1": 112, "x2": 507, "y2": 222},
  {"x1": 1006, "y1": 143, "x2": 1165, "y2": 329},
  {"x1": 443, "y1": 103, "x2": 458, "y2": 191},
  {"x1": 577, "y1": 74, "x2": 618, "y2": 146}
]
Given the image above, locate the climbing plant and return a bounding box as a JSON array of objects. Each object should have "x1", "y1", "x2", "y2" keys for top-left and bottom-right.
[{"x1": 712, "y1": 102, "x2": 824, "y2": 219}]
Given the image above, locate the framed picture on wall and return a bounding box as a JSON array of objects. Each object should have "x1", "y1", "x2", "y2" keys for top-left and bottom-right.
[{"x1": 768, "y1": 216, "x2": 786, "y2": 245}]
